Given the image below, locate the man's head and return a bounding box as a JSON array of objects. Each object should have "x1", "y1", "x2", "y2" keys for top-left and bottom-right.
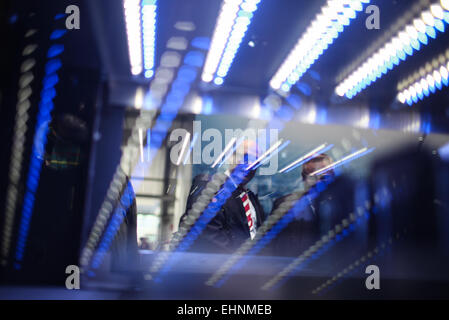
[{"x1": 301, "y1": 154, "x2": 334, "y2": 189}]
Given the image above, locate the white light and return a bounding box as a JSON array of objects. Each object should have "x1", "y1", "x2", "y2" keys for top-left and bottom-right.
[
  {"x1": 427, "y1": 74, "x2": 435, "y2": 87},
  {"x1": 202, "y1": 0, "x2": 260, "y2": 82},
  {"x1": 138, "y1": 129, "x2": 144, "y2": 162},
  {"x1": 247, "y1": 139, "x2": 284, "y2": 170},
  {"x1": 134, "y1": 87, "x2": 144, "y2": 109},
  {"x1": 422, "y1": 10, "x2": 435, "y2": 26},
  {"x1": 191, "y1": 95, "x2": 203, "y2": 114},
  {"x1": 336, "y1": 1, "x2": 449, "y2": 99},
  {"x1": 397, "y1": 55, "x2": 449, "y2": 105},
  {"x1": 202, "y1": 73, "x2": 213, "y2": 83},
  {"x1": 431, "y1": 4, "x2": 444, "y2": 19},
  {"x1": 311, "y1": 147, "x2": 369, "y2": 176},
  {"x1": 442, "y1": 0, "x2": 449, "y2": 11},
  {"x1": 176, "y1": 132, "x2": 191, "y2": 166},
  {"x1": 124, "y1": 0, "x2": 143, "y2": 76},
  {"x1": 214, "y1": 77, "x2": 224, "y2": 85},
  {"x1": 211, "y1": 137, "x2": 237, "y2": 168},
  {"x1": 406, "y1": 25, "x2": 418, "y2": 39},
  {"x1": 413, "y1": 18, "x2": 427, "y2": 33},
  {"x1": 440, "y1": 65, "x2": 448, "y2": 79},
  {"x1": 279, "y1": 144, "x2": 328, "y2": 173},
  {"x1": 433, "y1": 70, "x2": 442, "y2": 84},
  {"x1": 142, "y1": 1, "x2": 157, "y2": 77},
  {"x1": 270, "y1": 0, "x2": 368, "y2": 92}
]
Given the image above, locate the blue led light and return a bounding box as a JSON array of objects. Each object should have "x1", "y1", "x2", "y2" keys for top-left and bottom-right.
[
  {"x1": 272, "y1": 1, "x2": 370, "y2": 92},
  {"x1": 144, "y1": 70, "x2": 154, "y2": 78},
  {"x1": 338, "y1": 5, "x2": 449, "y2": 99},
  {"x1": 14, "y1": 28, "x2": 66, "y2": 265},
  {"x1": 141, "y1": 0, "x2": 157, "y2": 79},
  {"x1": 47, "y1": 44, "x2": 64, "y2": 58},
  {"x1": 50, "y1": 29, "x2": 67, "y2": 40},
  {"x1": 211, "y1": 0, "x2": 261, "y2": 83},
  {"x1": 214, "y1": 77, "x2": 224, "y2": 85}
]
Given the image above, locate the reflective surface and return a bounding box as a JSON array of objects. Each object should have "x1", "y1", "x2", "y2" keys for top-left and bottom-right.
[{"x1": 0, "y1": 0, "x2": 449, "y2": 300}]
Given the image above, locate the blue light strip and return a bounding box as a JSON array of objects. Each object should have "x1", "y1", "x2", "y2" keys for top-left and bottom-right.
[
  {"x1": 90, "y1": 181, "x2": 134, "y2": 271},
  {"x1": 336, "y1": 2, "x2": 449, "y2": 98},
  {"x1": 397, "y1": 51, "x2": 449, "y2": 106},
  {"x1": 141, "y1": 0, "x2": 157, "y2": 78},
  {"x1": 270, "y1": 0, "x2": 370, "y2": 92},
  {"x1": 14, "y1": 25, "x2": 66, "y2": 268},
  {"x1": 202, "y1": 0, "x2": 261, "y2": 84}
]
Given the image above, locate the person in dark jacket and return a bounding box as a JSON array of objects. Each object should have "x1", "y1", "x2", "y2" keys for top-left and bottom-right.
[
  {"x1": 271, "y1": 154, "x2": 334, "y2": 257},
  {"x1": 178, "y1": 144, "x2": 265, "y2": 254}
]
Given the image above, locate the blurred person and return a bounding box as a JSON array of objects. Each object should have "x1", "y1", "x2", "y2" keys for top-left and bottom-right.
[
  {"x1": 177, "y1": 140, "x2": 266, "y2": 253},
  {"x1": 270, "y1": 154, "x2": 335, "y2": 256},
  {"x1": 139, "y1": 237, "x2": 151, "y2": 250}
]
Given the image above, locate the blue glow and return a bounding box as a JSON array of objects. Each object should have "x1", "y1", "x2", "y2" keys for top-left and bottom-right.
[
  {"x1": 184, "y1": 51, "x2": 205, "y2": 68},
  {"x1": 191, "y1": 37, "x2": 210, "y2": 50},
  {"x1": 296, "y1": 82, "x2": 312, "y2": 96},
  {"x1": 341, "y1": 13, "x2": 449, "y2": 99},
  {"x1": 47, "y1": 44, "x2": 64, "y2": 58},
  {"x1": 214, "y1": 77, "x2": 224, "y2": 85},
  {"x1": 45, "y1": 59, "x2": 62, "y2": 75},
  {"x1": 404, "y1": 68, "x2": 449, "y2": 106},
  {"x1": 203, "y1": 96, "x2": 213, "y2": 115},
  {"x1": 426, "y1": 25, "x2": 436, "y2": 39},
  {"x1": 286, "y1": 94, "x2": 302, "y2": 109},
  {"x1": 155, "y1": 164, "x2": 256, "y2": 280},
  {"x1": 54, "y1": 13, "x2": 66, "y2": 20},
  {"x1": 91, "y1": 182, "x2": 135, "y2": 270},
  {"x1": 85, "y1": 40, "x2": 203, "y2": 272},
  {"x1": 141, "y1": 0, "x2": 157, "y2": 79},
  {"x1": 212, "y1": 0, "x2": 261, "y2": 82},
  {"x1": 435, "y1": 19, "x2": 445, "y2": 32},
  {"x1": 50, "y1": 29, "x2": 67, "y2": 40},
  {"x1": 144, "y1": 70, "x2": 154, "y2": 78},
  {"x1": 9, "y1": 14, "x2": 18, "y2": 24},
  {"x1": 276, "y1": 1, "x2": 370, "y2": 93},
  {"x1": 14, "y1": 33, "x2": 66, "y2": 265}
]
